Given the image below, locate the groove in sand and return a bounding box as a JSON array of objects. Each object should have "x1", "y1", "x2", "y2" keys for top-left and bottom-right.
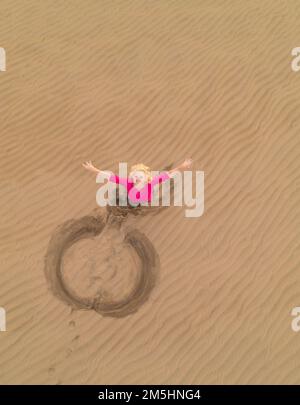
[{"x1": 44, "y1": 208, "x2": 160, "y2": 318}]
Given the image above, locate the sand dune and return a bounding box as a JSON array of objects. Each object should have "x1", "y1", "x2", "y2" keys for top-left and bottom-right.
[{"x1": 0, "y1": 0, "x2": 300, "y2": 384}]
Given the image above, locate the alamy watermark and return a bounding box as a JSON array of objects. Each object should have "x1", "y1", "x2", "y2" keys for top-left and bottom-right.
[
  {"x1": 95, "y1": 162, "x2": 204, "y2": 218},
  {"x1": 0, "y1": 307, "x2": 6, "y2": 331},
  {"x1": 0, "y1": 47, "x2": 6, "y2": 72},
  {"x1": 291, "y1": 307, "x2": 300, "y2": 332},
  {"x1": 291, "y1": 47, "x2": 300, "y2": 72}
]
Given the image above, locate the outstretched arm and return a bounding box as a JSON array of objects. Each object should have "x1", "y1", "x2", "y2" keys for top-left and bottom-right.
[
  {"x1": 168, "y1": 158, "x2": 193, "y2": 175},
  {"x1": 151, "y1": 158, "x2": 193, "y2": 185},
  {"x1": 82, "y1": 161, "x2": 111, "y2": 176}
]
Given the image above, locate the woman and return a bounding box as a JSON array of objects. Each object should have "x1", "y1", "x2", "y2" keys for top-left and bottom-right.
[{"x1": 82, "y1": 159, "x2": 192, "y2": 205}]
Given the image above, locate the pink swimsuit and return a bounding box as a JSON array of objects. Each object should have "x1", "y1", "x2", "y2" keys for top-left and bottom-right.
[{"x1": 109, "y1": 172, "x2": 170, "y2": 204}]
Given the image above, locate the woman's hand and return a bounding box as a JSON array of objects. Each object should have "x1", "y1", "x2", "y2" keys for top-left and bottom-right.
[
  {"x1": 182, "y1": 158, "x2": 193, "y2": 169},
  {"x1": 168, "y1": 158, "x2": 193, "y2": 176},
  {"x1": 82, "y1": 161, "x2": 100, "y2": 173}
]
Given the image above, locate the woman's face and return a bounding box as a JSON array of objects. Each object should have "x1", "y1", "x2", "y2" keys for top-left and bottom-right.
[{"x1": 129, "y1": 170, "x2": 147, "y2": 184}]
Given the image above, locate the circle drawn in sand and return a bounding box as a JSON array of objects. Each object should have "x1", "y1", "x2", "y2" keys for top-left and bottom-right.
[{"x1": 44, "y1": 209, "x2": 160, "y2": 318}]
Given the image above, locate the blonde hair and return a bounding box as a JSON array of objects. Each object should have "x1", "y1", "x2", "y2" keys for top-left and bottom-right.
[{"x1": 130, "y1": 163, "x2": 152, "y2": 182}]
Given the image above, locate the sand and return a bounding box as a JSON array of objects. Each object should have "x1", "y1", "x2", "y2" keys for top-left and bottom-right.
[{"x1": 0, "y1": 0, "x2": 300, "y2": 384}]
